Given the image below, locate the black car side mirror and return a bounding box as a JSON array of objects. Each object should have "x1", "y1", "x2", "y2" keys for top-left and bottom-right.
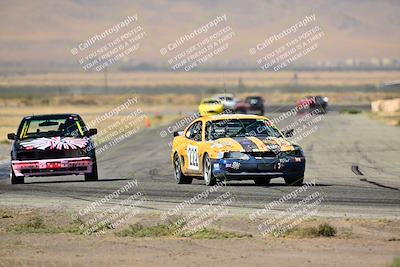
[
  {"x1": 283, "y1": 129, "x2": 294, "y2": 138},
  {"x1": 89, "y1": 129, "x2": 97, "y2": 136},
  {"x1": 173, "y1": 131, "x2": 183, "y2": 137},
  {"x1": 7, "y1": 133, "x2": 16, "y2": 140}
]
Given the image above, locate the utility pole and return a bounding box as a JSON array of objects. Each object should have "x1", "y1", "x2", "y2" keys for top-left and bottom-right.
[{"x1": 104, "y1": 66, "x2": 108, "y2": 94}]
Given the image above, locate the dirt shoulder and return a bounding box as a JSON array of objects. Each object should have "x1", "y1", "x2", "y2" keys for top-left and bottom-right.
[{"x1": 0, "y1": 207, "x2": 399, "y2": 267}]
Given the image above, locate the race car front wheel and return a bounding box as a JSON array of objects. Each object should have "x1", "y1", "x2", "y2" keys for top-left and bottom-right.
[
  {"x1": 10, "y1": 166, "x2": 24, "y2": 184},
  {"x1": 174, "y1": 153, "x2": 192, "y2": 184},
  {"x1": 284, "y1": 175, "x2": 304, "y2": 186},
  {"x1": 203, "y1": 154, "x2": 216, "y2": 186},
  {"x1": 254, "y1": 178, "x2": 270, "y2": 186},
  {"x1": 85, "y1": 158, "x2": 98, "y2": 181}
]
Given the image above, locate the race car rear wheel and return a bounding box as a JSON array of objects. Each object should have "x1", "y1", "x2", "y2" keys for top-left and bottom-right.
[
  {"x1": 10, "y1": 166, "x2": 24, "y2": 184},
  {"x1": 203, "y1": 154, "x2": 216, "y2": 186},
  {"x1": 85, "y1": 158, "x2": 98, "y2": 181},
  {"x1": 284, "y1": 175, "x2": 304, "y2": 186},
  {"x1": 253, "y1": 178, "x2": 270, "y2": 186},
  {"x1": 174, "y1": 153, "x2": 192, "y2": 184}
]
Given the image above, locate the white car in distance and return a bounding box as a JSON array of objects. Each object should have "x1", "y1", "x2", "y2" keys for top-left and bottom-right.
[{"x1": 212, "y1": 94, "x2": 238, "y2": 112}]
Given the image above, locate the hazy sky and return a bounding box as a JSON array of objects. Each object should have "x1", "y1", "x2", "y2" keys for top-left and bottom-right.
[{"x1": 0, "y1": 0, "x2": 399, "y2": 70}]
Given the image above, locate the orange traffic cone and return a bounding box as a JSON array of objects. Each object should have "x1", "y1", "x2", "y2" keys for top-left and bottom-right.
[{"x1": 145, "y1": 117, "x2": 151, "y2": 128}]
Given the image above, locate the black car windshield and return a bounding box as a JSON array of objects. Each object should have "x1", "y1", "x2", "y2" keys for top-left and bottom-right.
[
  {"x1": 246, "y1": 97, "x2": 262, "y2": 104},
  {"x1": 17, "y1": 115, "x2": 87, "y2": 140},
  {"x1": 206, "y1": 119, "x2": 282, "y2": 140}
]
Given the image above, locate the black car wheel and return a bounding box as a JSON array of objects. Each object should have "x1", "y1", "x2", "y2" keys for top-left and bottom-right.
[
  {"x1": 253, "y1": 178, "x2": 270, "y2": 186},
  {"x1": 10, "y1": 166, "x2": 24, "y2": 184},
  {"x1": 284, "y1": 175, "x2": 304, "y2": 186},
  {"x1": 85, "y1": 158, "x2": 98, "y2": 181},
  {"x1": 173, "y1": 153, "x2": 192, "y2": 184}
]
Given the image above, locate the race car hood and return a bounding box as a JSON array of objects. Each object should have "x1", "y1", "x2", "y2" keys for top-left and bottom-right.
[
  {"x1": 17, "y1": 136, "x2": 89, "y2": 151},
  {"x1": 14, "y1": 136, "x2": 90, "y2": 160},
  {"x1": 209, "y1": 136, "x2": 296, "y2": 153}
]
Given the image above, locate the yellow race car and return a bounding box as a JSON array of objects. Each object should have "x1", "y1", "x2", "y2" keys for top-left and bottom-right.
[
  {"x1": 171, "y1": 114, "x2": 305, "y2": 186},
  {"x1": 198, "y1": 99, "x2": 224, "y2": 117}
]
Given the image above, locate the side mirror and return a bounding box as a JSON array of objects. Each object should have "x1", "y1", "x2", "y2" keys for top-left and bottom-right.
[
  {"x1": 7, "y1": 133, "x2": 16, "y2": 140},
  {"x1": 89, "y1": 128, "x2": 97, "y2": 136},
  {"x1": 283, "y1": 129, "x2": 294, "y2": 138},
  {"x1": 173, "y1": 131, "x2": 183, "y2": 137}
]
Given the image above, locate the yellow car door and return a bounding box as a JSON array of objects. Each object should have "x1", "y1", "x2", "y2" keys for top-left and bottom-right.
[{"x1": 182, "y1": 120, "x2": 205, "y2": 175}]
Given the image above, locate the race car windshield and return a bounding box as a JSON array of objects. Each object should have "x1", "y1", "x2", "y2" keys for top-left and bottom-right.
[
  {"x1": 17, "y1": 116, "x2": 87, "y2": 140},
  {"x1": 206, "y1": 119, "x2": 282, "y2": 140},
  {"x1": 203, "y1": 100, "x2": 220, "y2": 104},
  {"x1": 220, "y1": 97, "x2": 233, "y2": 101}
]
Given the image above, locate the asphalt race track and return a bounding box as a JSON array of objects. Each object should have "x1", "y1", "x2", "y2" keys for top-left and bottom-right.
[{"x1": 0, "y1": 108, "x2": 399, "y2": 217}]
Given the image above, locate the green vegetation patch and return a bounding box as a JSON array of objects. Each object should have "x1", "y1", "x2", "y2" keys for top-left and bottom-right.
[
  {"x1": 115, "y1": 222, "x2": 251, "y2": 239},
  {"x1": 340, "y1": 108, "x2": 362, "y2": 114},
  {"x1": 274, "y1": 223, "x2": 337, "y2": 238},
  {"x1": 389, "y1": 257, "x2": 400, "y2": 267},
  {"x1": 10, "y1": 215, "x2": 85, "y2": 234}
]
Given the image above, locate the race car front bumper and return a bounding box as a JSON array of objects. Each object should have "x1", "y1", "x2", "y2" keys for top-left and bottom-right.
[
  {"x1": 11, "y1": 157, "x2": 93, "y2": 177},
  {"x1": 211, "y1": 156, "x2": 305, "y2": 180}
]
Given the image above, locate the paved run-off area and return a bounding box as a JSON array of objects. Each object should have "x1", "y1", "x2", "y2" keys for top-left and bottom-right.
[
  {"x1": 0, "y1": 111, "x2": 399, "y2": 267},
  {"x1": 0, "y1": 111, "x2": 399, "y2": 216}
]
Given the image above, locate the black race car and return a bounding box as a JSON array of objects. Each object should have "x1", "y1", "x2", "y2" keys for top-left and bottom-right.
[
  {"x1": 245, "y1": 96, "x2": 265, "y2": 115},
  {"x1": 234, "y1": 96, "x2": 265, "y2": 115},
  {"x1": 7, "y1": 114, "x2": 98, "y2": 184}
]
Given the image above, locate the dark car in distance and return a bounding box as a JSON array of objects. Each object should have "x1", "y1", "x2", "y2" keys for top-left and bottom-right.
[
  {"x1": 296, "y1": 96, "x2": 328, "y2": 114},
  {"x1": 8, "y1": 114, "x2": 98, "y2": 184},
  {"x1": 234, "y1": 96, "x2": 265, "y2": 115}
]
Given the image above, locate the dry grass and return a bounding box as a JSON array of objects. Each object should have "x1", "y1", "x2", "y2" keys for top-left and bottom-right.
[
  {"x1": 274, "y1": 223, "x2": 337, "y2": 238},
  {"x1": 0, "y1": 98, "x2": 194, "y2": 143},
  {"x1": 0, "y1": 71, "x2": 399, "y2": 87},
  {"x1": 368, "y1": 111, "x2": 400, "y2": 126},
  {"x1": 2, "y1": 91, "x2": 400, "y2": 142}
]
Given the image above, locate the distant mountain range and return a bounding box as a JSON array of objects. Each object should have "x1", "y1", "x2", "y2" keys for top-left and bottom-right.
[{"x1": 0, "y1": 0, "x2": 399, "y2": 72}]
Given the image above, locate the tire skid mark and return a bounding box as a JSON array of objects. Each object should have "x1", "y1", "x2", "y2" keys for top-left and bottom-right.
[
  {"x1": 352, "y1": 164, "x2": 399, "y2": 191},
  {"x1": 353, "y1": 141, "x2": 400, "y2": 178},
  {"x1": 359, "y1": 178, "x2": 399, "y2": 191},
  {"x1": 351, "y1": 165, "x2": 364, "y2": 176}
]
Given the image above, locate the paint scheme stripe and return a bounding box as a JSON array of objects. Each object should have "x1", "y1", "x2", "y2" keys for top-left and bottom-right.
[
  {"x1": 247, "y1": 136, "x2": 268, "y2": 151},
  {"x1": 230, "y1": 137, "x2": 259, "y2": 152}
]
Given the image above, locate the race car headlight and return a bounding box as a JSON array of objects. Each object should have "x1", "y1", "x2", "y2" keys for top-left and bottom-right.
[
  {"x1": 224, "y1": 152, "x2": 250, "y2": 160},
  {"x1": 217, "y1": 152, "x2": 225, "y2": 159},
  {"x1": 281, "y1": 149, "x2": 304, "y2": 157}
]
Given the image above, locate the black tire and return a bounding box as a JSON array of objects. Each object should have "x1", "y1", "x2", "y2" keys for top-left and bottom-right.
[
  {"x1": 173, "y1": 153, "x2": 192, "y2": 184},
  {"x1": 254, "y1": 177, "x2": 270, "y2": 186},
  {"x1": 203, "y1": 154, "x2": 216, "y2": 186},
  {"x1": 85, "y1": 158, "x2": 98, "y2": 181},
  {"x1": 10, "y1": 166, "x2": 24, "y2": 184},
  {"x1": 284, "y1": 175, "x2": 304, "y2": 186}
]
